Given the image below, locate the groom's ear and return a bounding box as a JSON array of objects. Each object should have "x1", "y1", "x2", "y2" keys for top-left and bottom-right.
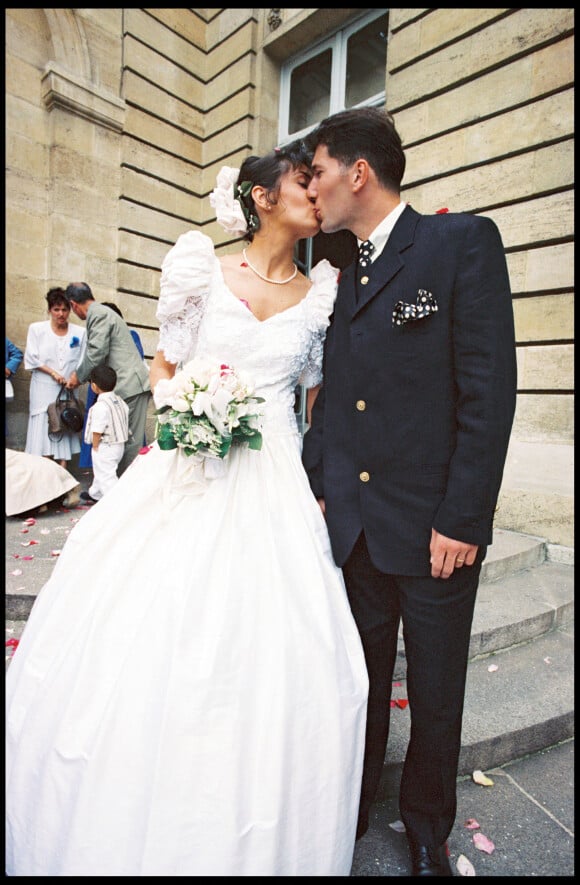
[{"x1": 351, "y1": 159, "x2": 370, "y2": 193}]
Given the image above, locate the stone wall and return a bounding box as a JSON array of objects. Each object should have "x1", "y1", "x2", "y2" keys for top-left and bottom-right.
[{"x1": 5, "y1": 8, "x2": 574, "y2": 544}]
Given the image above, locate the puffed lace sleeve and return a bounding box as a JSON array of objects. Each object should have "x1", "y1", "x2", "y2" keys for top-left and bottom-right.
[
  {"x1": 298, "y1": 259, "x2": 340, "y2": 388},
  {"x1": 156, "y1": 231, "x2": 215, "y2": 365}
]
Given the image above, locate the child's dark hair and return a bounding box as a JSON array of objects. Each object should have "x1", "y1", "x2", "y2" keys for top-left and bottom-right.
[
  {"x1": 90, "y1": 363, "x2": 117, "y2": 392},
  {"x1": 236, "y1": 139, "x2": 312, "y2": 242}
]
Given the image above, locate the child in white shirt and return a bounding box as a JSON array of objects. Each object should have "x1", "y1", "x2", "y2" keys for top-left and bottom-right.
[{"x1": 82, "y1": 364, "x2": 130, "y2": 503}]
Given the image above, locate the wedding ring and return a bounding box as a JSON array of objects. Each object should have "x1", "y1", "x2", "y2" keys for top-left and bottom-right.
[{"x1": 456, "y1": 558, "x2": 465, "y2": 563}]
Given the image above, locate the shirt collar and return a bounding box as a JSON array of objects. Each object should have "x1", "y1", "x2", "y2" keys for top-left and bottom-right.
[{"x1": 357, "y1": 201, "x2": 406, "y2": 262}]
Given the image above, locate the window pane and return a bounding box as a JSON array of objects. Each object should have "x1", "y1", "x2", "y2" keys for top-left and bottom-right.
[
  {"x1": 289, "y1": 49, "x2": 332, "y2": 133},
  {"x1": 345, "y1": 13, "x2": 388, "y2": 108}
]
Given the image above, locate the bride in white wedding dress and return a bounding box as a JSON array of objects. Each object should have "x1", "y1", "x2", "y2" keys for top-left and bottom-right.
[{"x1": 6, "y1": 142, "x2": 368, "y2": 876}]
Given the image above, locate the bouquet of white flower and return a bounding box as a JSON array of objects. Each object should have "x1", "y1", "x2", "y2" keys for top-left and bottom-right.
[{"x1": 154, "y1": 358, "x2": 264, "y2": 460}]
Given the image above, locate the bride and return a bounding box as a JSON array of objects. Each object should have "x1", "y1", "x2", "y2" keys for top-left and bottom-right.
[{"x1": 6, "y1": 140, "x2": 368, "y2": 876}]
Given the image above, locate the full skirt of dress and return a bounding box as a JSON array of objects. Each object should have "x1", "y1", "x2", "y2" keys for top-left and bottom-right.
[{"x1": 6, "y1": 434, "x2": 368, "y2": 876}]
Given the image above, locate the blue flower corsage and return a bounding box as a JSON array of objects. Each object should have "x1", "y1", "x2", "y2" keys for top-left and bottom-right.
[{"x1": 70, "y1": 336, "x2": 80, "y2": 348}]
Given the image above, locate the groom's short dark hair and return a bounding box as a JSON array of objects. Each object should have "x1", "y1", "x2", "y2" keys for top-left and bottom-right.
[{"x1": 307, "y1": 107, "x2": 406, "y2": 194}]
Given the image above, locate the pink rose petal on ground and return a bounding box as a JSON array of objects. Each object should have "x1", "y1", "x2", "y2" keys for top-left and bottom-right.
[
  {"x1": 10, "y1": 569, "x2": 23, "y2": 576},
  {"x1": 487, "y1": 663, "x2": 499, "y2": 672},
  {"x1": 19, "y1": 528, "x2": 29, "y2": 533},
  {"x1": 473, "y1": 832, "x2": 495, "y2": 854},
  {"x1": 20, "y1": 540, "x2": 39, "y2": 547},
  {"x1": 456, "y1": 854, "x2": 476, "y2": 875},
  {"x1": 50, "y1": 549, "x2": 62, "y2": 557},
  {"x1": 20, "y1": 555, "x2": 34, "y2": 561},
  {"x1": 23, "y1": 518, "x2": 36, "y2": 525},
  {"x1": 463, "y1": 818, "x2": 480, "y2": 829},
  {"x1": 392, "y1": 681, "x2": 402, "y2": 687},
  {"x1": 544, "y1": 657, "x2": 552, "y2": 664},
  {"x1": 395, "y1": 698, "x2": 409, "y2": 709},
  {"x1": 5, "y1": 639, "x2": 20, "y2": 648}
]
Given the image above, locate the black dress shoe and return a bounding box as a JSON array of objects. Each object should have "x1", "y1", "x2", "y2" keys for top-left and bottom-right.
[
  {"x1": 408, "y1": 838, "x2": 453, "y2": 876},
  {"x1": 80, "y1": 491, "x2": 98, "y2": 504}
]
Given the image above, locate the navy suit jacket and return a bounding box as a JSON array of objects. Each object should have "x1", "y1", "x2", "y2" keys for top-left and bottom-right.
[{"x1": 302, "y1": 205, "x2": 517, "y2": 576}]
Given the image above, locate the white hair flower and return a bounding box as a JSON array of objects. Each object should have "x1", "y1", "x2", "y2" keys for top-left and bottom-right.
[{"x1": 209, "y1": 166, "x2": 248, "y2": 237}]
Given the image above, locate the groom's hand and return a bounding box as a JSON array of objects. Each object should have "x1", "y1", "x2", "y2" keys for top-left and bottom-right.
[
  {"x1": 317, "y1": 497, "x2": 326, "y2": 516},
  {"x1": 429, "y1": 528, "x2": 478, "y2": 579}
]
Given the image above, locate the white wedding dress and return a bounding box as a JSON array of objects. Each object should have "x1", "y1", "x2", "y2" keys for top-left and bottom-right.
[{"x1": 6, "y1": 232, "x2": 368, "y2": 876}]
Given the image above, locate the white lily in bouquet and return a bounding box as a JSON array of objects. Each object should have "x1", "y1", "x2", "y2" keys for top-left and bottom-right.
[{"x1": 154, "y1": 358, "x2": 264, "y2": 462}]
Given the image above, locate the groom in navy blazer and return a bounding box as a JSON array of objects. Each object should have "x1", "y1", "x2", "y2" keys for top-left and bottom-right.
[{"x1": 303, "y1": 108, "x2": 517, "y2": 876}]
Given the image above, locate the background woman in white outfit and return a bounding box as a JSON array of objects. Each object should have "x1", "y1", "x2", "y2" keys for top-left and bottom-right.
[{"x1": 24, "y1": 287, "x2": 86, "y2": 467}]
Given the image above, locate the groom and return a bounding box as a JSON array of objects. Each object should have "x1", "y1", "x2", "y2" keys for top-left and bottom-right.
[{"x1": 303, "y1": 108, "x2": 517, "y2": 876}]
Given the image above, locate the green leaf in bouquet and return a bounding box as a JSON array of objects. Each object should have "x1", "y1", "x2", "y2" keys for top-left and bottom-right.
[{"x1": 156, "y1": 421, "x2": 178, "y2": 450}]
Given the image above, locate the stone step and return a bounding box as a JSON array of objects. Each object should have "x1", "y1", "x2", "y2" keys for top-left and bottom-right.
[
  {"x1": 381, "y1": 529, "x2": 575, "y2": 793},
  {"x1": 7, "y1": 522, "x2": 574, "y2": 786},
  {"x1": 379, "y1": 622, "x2": 574, "y2": 799},
  {"x1": 480, "y1": 528, "x2": 546, "y2": 583},
  {"x1": 391, "y1": 531, "x2": 574, "y2": 679}
]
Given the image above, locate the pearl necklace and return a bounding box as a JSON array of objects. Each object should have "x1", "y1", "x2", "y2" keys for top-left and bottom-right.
[{"x1": 242, "y1": 248, "x2": 297, "y2": 285}]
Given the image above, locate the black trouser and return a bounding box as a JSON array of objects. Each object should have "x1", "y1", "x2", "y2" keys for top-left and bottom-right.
[{"x1": 342, "y1": 532, "x2": 483, "y2": 848}]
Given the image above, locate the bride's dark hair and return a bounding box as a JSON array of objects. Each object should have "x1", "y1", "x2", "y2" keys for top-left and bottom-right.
[{"x1": 236, "y1": 139, "x2": 311, "y2": 242}]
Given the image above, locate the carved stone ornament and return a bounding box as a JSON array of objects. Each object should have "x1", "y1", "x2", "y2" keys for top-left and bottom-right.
[{"x1": 267, "y1": 9, "x2": 282, "y2": 31}]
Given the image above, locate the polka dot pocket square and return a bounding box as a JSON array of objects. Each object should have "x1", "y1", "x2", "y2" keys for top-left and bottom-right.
[{"x1": 392, "y1": 289, "x2": 438, "y2": 326}]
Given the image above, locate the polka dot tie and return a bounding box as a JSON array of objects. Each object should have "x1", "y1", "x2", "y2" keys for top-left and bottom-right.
[{"x1": 358, "y1": 239, "x2": 375, "y2": 268}]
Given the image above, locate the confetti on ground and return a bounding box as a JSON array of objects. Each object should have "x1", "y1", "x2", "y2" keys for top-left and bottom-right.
[
  {"x1": 456, "y1": 854, "x2": 476, "y2": 876},
  {"x1": 389, "y1": 820, "x2": 406, "y2": 833},
  {"x1": 463, "y1": 818, "x2": 480, "y2": 829},
  {"x1": 20, "y1": 540, "x2": 39, "y2": 547},
  {"x1": 10, "y1": 570, "x2": 23, "y2": 576},
  {"x1": 473, "y1": 832, "x2": 495, "y2": 854},
  {"x1": 472, "y1": 770, "x2": 494, "y2": 786},
  {"x1": 487, "y1": 663, "x2": 499, "y2": 672}
]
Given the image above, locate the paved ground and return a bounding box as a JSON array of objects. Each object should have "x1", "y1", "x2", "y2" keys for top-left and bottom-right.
[
  {"x1": 351, "y1": 739, "x2": 574, "y2": 876},
  {"x1": 5, "y1": 492, "x2": 575, "y2": 877}
]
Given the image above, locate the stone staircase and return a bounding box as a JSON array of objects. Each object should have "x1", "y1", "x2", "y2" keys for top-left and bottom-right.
[
  {"x1": 6, "y1": 520, "x2": 574, "y2": 784},
  {"x1": 378, "y1": 528, "x2": 574, "y2": 798}
]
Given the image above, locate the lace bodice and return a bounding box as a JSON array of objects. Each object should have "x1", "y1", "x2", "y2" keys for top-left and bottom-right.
[{"x1": 156, "y1": 231, "x2": 339, "y2": 434}]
